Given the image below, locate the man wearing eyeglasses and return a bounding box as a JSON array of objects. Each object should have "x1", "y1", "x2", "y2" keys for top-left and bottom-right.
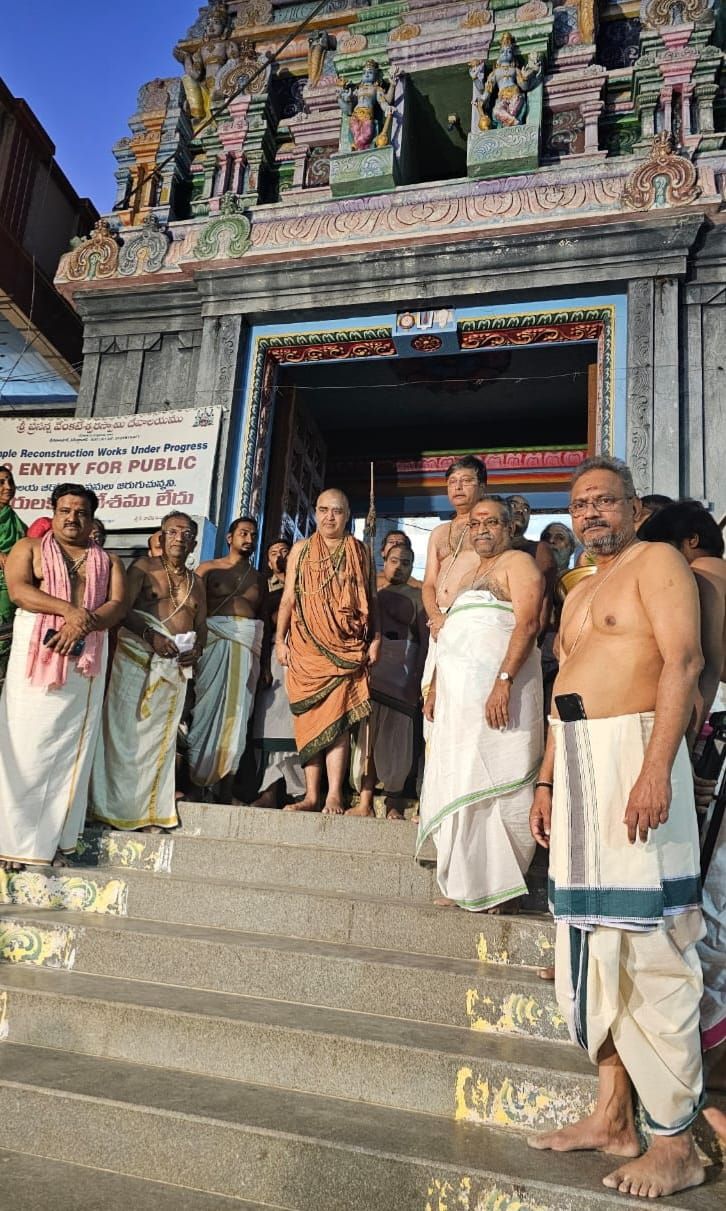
[
  {"x1": 528, "y1": 456, "x2": 705, "y2": 1200},
  {"x1": 91, "y1": 511, "x2": 206, "y2": 833}
]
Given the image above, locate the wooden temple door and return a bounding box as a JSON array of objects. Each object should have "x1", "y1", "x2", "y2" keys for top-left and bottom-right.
[{"x1": 263, "y1": 384, "x2": 327, "y2": 548}]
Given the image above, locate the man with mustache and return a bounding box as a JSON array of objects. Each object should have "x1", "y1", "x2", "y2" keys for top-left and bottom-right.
[
  {"x1": 187, "y1": 517, "x2": 266, "y2": 800},
  {"x1": 529, "y1": 456, "x2": 705, "y2": 1201},
  {"x1": 91, "y1": 512, "x2": 206, "y2": 832},
  {"x1": 419, "y1": 496, "x2": 543, "y2": 908},
  {"x1": 266, "y1": 538, "x2": 290, "y2": 593},
  {"x1": 0, "y1": 484, "x2": 125, "y2": 871}
]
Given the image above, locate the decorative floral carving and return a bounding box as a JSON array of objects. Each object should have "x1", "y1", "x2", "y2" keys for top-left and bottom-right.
[
  {"x1": 516, "y1": 0, "x2": 549, "y2": 20},
  {"x1": 460, "y1": 7, "x2": 492, "y2": 27},
  {"x1": 544, "y1": 108, "x2": 585, "y2": 156},
  {"x1": 598, "y1": 18, "x2": 641, "y2": 70},
  {"x1": 641, "y1": 0, "x2": 711, "y2": 27},
  {"x1": 411, "y1": 334, "x2": 443, "y2": 352},
  {"x1": 194, "y1": 203, "x2": 251, "y2": 258},
  {"x1": 118, "y1": 214, "x2": 172, "y2": 276},
  {"x1": 65, "y1": 219, "x2": 121, "y2": 282},
  {"x1": 337, "y1": 32, "x2": 368, "y2": 53},
  {"x1": 622, "y1": 132, "x2": 700, "y2": 210},
  {"x1": 305, "y1": 145, "x2": 332, "y2": 188},
  {"x1": 390, "y1": 22, "x2": 422, "y2": 41},
  {"x1": 554, "y1": 5, "x2": 581, "y2": 46},
  {"x1": 236, "y1": 0, "x2": 273, "y2": 26}
]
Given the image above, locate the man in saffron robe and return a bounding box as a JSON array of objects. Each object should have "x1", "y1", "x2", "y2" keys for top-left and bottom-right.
[
  {"x1": 0, "y1": 484, "x2": 126, "y2": 871},
  {"x1": 276, "y1": 489, "x2": 380, "y2": 815}
]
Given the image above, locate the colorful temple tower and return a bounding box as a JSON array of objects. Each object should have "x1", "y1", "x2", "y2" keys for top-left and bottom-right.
[{"x1": 55, "y1": 0, "x2": 726, "y2": 546}]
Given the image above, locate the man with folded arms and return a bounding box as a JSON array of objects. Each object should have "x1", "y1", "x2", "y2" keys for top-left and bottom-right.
[
  {"x1": 0, "y1": 484, "x2": 125, "y2": 871},
  {"x1": 90, "y1": 512, "x2": 206, "y2": 833}
]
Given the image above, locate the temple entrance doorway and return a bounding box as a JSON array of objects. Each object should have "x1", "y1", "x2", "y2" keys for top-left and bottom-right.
[{"x1": 261, "y1": 338, "x2": 597, "y2": 568}]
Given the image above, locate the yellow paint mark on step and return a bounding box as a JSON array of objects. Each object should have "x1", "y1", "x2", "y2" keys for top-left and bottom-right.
[
  {"x1": 475, "y1": 934, "x2": 509, "y2": 964},
  {"x1": 0, "y1": 869, "x2": 127, "y2": 915},
  {"x1": 0, "y1": 921, "x2": 77, "y2": 968},
  {"x1": 0, "y1": 989, "x2": 7, "y2": 1039},
  {"x1": 425, "y1": 1175, "x2": 550, "y2": 1211}
]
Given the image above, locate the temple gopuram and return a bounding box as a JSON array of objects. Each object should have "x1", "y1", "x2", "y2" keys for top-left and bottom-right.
[{"x1": 54, "y1": 0, "x2": 726, "y2": 545}]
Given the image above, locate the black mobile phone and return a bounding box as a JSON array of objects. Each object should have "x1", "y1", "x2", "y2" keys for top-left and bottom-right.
[
  {"x1": 555, "y1": 693, "x2": 587, "y2": 722},
  {"x1": 43, "y1": 628, "x2": 85, "y2": 658}
]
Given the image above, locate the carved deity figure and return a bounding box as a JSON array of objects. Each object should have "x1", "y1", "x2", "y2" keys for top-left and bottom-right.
[
  {"x1": 174, "y1": 4, "x2": 239, "y2": 122},
  {"x1": 470, "y1": 34, "x2": 542, "y2": 131},
  {"x1": 338, "y1": 60, "x2": 399, "y2": 152}
]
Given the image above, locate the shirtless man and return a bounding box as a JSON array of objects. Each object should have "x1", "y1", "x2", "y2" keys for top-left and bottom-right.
[
  {"x1": 378, "y1": 530, "x2": 422, "y2": 590},
  {"x1": 90, "y1": 512, "x2": 206, "y2": 832},
  {"x1": 188, "y1": 517, "x2": 266, "y2": 799},
  {"x1": 639, "y1": 500, "x2": 726, "y2": 1099},
  {"x1": 277, "y1": 488, "x2": 379, "y2": 815},
  {"x1": 419, "y1": 496, "x2": 543, "y2": 910},
  {"x1": 0, "y1": 484, "x2": 126, "y2": 871},
  {"x1": 506, "y1": 493, "x2": 557, "y2": 630},
  {"x1": 423, "y1": 457, "x2": 487, "y2": 636},
  {"x1": 350, "y1": 542, "x2": 428, "y2": 819},
  {"x1": 528, "y1": 456, "x2": 705, "y2": 1201}
]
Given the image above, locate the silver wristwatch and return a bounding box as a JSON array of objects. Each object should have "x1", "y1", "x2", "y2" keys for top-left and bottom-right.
[{"x1": 498, "y1": 672, "x2": 513, "y2": 683}]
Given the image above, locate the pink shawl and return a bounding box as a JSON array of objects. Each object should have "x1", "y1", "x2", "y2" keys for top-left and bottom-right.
[{"x1": 26, "y1": 531, "x2": 111, "y2": 689}]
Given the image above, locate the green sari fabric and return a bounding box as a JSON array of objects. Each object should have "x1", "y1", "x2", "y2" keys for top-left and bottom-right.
[{"x1": 0, "y1": 505, "x2": 27, "y2": 681}]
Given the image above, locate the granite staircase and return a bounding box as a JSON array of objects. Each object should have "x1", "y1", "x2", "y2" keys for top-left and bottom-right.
[{"x1": 0, "y1": 804, "x2": 723, "y2": 1210}]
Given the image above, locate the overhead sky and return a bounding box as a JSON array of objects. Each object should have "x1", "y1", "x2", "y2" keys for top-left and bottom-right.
[{"x1": 3, "y1": 1, "x2": 199, "y2": 214}]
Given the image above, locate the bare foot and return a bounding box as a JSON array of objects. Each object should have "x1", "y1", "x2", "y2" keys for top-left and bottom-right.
[
  {"x1": 434, "y1": 896, "x2": 457, "y2": 908},
  {"x1": 0, "y1": 859, "x2": 24, "y2": 873},
  {"x1": 411, "y1": 813, "x2": 420, "y2": 824},
  {"x1": 603, "y1": 1133, "x2": 704, "y2": 1199},
  {"x1": 386, "y1": 808, "x2": 405, "y2": 821},
  {"x1": 50, "y1": 850, "x2": 67, "y2": 869},
  {"x1": 345, "y1": 804, "x2": 375, "y2": 817},
  {"x1": 283, "y1": 798, "x2": 321, "y2": 813},
  {"x1": 251, "y1": 787, "x2": 279, "y2": 809},
  {"x1": 538, "y1": 965, "x2": 555, "y2": 981},
  {"x1": 704, "y1": 1105, "x2": 726, "y2": 1144},
  {"x1": 140, "y1": 825, "x2": 164, "y2": 834},
  {"x1": 322, "y1": 798, "x2": 344, "y2": 816},
  {"x1": 528, "y1": 1111, "x2": 640, "y2": 1157}
]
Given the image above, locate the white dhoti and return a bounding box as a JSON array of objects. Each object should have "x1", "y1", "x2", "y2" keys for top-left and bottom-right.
[
  {"x1": 90, "y1": 615, "x2": 191, "y2": 830},
  {"x1": 418, "y1": 590, "x2": 543, "y2": 911},
  {"x1": 0, "y1": 609, "x2": 107, "y2": 864},
  {"x1": 188, "y1": 616, "x2": 263, "y2": 787},
  {"x1": 252, "y1": 648, "x2": 305, "y2": 797},
  {"x1": 550, "y1": 712, "x2": 704, "y2": 1133}
]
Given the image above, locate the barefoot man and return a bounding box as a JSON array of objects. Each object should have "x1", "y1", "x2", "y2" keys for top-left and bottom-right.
[
  {"x1": 0, "y1": 484, "x2": 126, "y2": 871},
  {"x1": 350, "y1": 540, "x2": 428, "y2": 819},
  {"x1": 188, "y1": 517, "x2": 266, "y2": 800},
  {"x1": 421, "y1": 456, "x2": 487, "y2": 732},
  {"x1": 419, "y1": 497, "x2": 543, "y2": 910},
  {"x1": 91, "y1": 512, "x2": 206, "y2": 832},
  {"x1": 529, "y1": 456, "x2": 706, "y2": 1200},
  {"x1": 276, "y1": 489, "x2": 380, "y2": 815}
]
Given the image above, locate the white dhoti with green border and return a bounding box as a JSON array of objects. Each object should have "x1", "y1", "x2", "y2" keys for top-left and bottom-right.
[
  {"x1": 549, "y1": 712, "x2": 704, "y2": 1134},
  {"x1": 417, "y1": 590, "x2": 542, "y2": 911}
]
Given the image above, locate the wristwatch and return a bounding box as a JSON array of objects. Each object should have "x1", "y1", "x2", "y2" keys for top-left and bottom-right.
[{"x1": 498, "y1": 672, "x2": 513, "y2": 683}]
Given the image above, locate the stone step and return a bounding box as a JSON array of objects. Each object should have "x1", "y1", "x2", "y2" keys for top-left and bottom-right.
[
  {"x1": 0, "y1": 1149, "x2": 271, "y2": 1210},
  {"x1": 176, "y1": 801, "x2": 429, "y2": 855},
  {"x1": 0, "y1": 866, "x2": 555, "y2": 965},
  {"x1": 0, "y1": 909, "x2": 567, "y2": 1039},
  {"x1": 0, "y1": 965, "x2": 590, "y2": 1127},
  {"x1": 75, "y1": 828, "x2": 440, "y2": 901},
  {"x1": 0, "y1": 1044, "x2": 721, "y2": 1211}
]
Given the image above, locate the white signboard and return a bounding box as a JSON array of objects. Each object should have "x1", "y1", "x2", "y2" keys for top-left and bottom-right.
[{"x1": 0, "y1": 406, "x2": 222, "y2": 529}]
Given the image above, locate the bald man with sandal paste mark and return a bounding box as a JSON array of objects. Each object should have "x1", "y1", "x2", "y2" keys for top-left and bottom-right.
[{"x1": 276, "y1": 490, "x2": 380, "y2": 815}]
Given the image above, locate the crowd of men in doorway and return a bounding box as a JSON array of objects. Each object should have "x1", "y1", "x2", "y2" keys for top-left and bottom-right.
[{"x1": 0, "y1": 451, "x2": 725, "y2": 1199}]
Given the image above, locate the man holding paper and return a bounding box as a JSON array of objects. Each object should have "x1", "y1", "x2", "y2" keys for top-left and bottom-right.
[{"x1": 90, "y1": 512, "x2": 206, "y2": 832}]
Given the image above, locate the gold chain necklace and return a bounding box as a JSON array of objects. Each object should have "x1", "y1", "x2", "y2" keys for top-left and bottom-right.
[{"x1": 162, "y1": 557, "x2": 193, "y2": 607}]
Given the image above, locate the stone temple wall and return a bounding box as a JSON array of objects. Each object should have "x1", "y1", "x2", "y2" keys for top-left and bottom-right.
[{"x1": 55, "y1": 0, "x2": 726, "y2": 519}]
